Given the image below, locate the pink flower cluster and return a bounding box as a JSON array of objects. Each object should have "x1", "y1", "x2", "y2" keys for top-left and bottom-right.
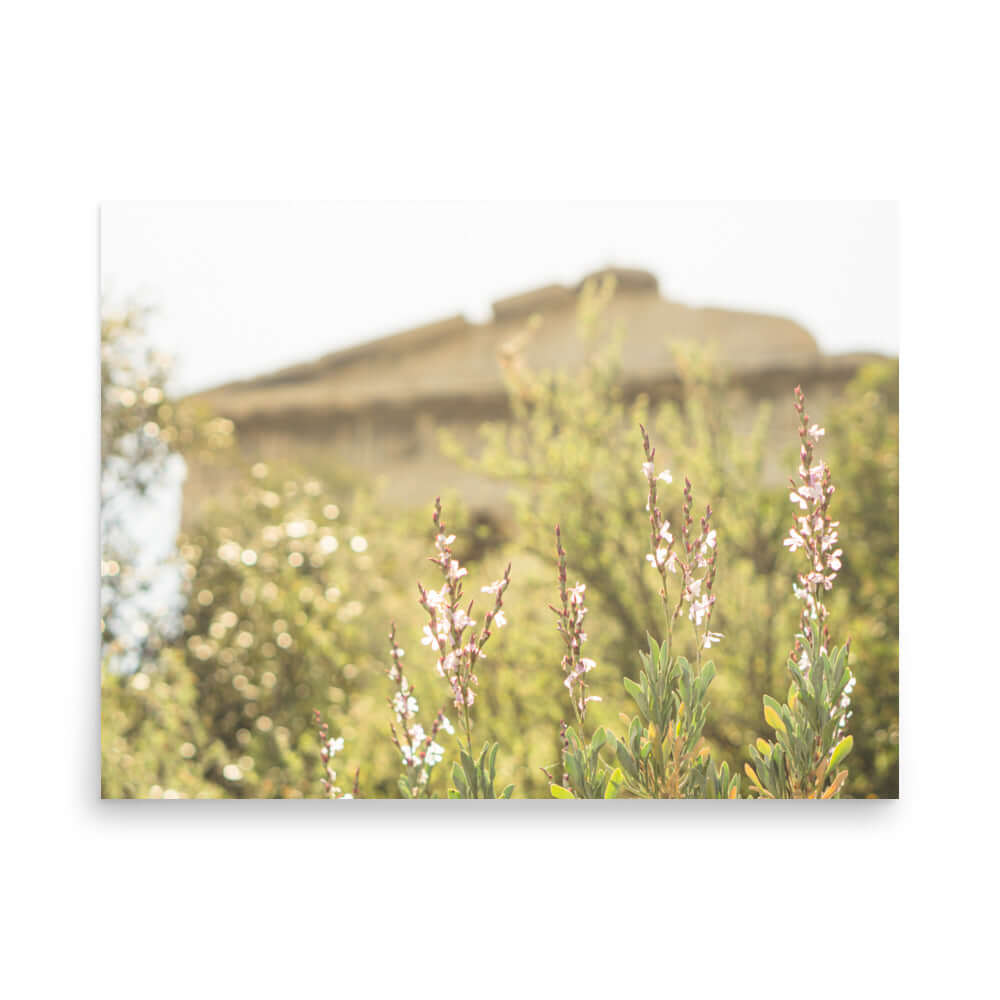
[
  {"x1": 640, "y1": 425, "x2": 721, "y2": 653},
  {"x1": 783, "y1": 386, "x2": 842, "y2": 658},
  {"x1": 386, "y1": 623, "x2": 453, "y2": 788},
  {"x1": 418, "y1": 499, "x2": 511, "y2": 734},
  {"x1": 550, "y1": 526, "x2": 600, "y2": 723},
  {"x1": 312, "y1": 708, "x2": 356, "y2": 799}
]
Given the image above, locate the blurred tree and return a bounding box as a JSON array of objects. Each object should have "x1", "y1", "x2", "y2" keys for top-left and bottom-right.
[{"x1": 100, "y1": 303, "x2": 233, "y2": 672}]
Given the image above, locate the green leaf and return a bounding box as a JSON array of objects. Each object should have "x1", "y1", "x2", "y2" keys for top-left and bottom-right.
[
  {"x1": 616, "y1": 741, "x2": 638, "y2": 780},
  {"x1": 550, "y1": 783, "x2": 575, "y2": 799},
  {"x1": 764, "y1": 705, "x2": 787, "y2": 734},
  {"x1": 604, "y1": 767, "x2": 624, "y2": 799},
  {"x1": 645, "y1": 633, "x2": 661, "y2": 662},
  {"x1": 829, "y1": 734, "x2": 854, "y2": 771},
  {"x1": 564, "y1": 752, "x2": 585, "y2": 791},
  {"x1": 699, "y1": 661, "x2": 716, "y2": 690},
  {"x1": 460, "y1": 751, "x2": 478, "y2": 794},
  {"x1": 501, "y1": 784, "x2": 515, "y2": 799}
]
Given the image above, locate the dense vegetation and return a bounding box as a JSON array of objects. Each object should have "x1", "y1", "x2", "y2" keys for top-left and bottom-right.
[{"x1": 101, "y1": 283, "x2": 898, "y2": 798}]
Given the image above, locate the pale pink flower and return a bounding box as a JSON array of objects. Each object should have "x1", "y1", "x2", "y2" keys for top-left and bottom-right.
[
  {"x1": 392, "y1": 693, "x2": 419, "y2": 720},
  {"x1": 424, "y1": 588, "x2": 447, "y2": 610},
  {"x1": 658, "y1": 470, "x2": 673, "y2": 485},
  {"x1": 784, "y1": 529, "x2": 806, "y2": 553},
  {"x1": 451, "y1": 608, "x2": 475, "y2": 631},
  {"x1": 702, "y1": 631, "x2": 724, "y2": 649},
  {"x1": 688, "y1": 594, "x2": 714, "y2": 625},
  {"x1": 646, "y1": 547, "x2": 668, "y2": 569}
]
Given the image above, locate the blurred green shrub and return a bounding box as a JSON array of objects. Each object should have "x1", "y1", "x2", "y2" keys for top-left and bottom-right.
[
  {"x1": 176, "y1": 465, "x2": 416, "y2": 797},
  {"x1": 101, "y1": 650, "x2": 228, "y2": 798}
]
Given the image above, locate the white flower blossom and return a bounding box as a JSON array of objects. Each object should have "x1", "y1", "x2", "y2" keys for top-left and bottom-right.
[
  {"x1": 392, "y1": 693, "x2": 419, "y2": 720},
  {"x1": 646, "y1": 547, "x2": 668, "y2": 569},
  {"x1": 421, "y1": 624, "x2": 440, "y2": 651},
  {"x1": 688, "y1": 594, "x2": 714, "y2": 626}
]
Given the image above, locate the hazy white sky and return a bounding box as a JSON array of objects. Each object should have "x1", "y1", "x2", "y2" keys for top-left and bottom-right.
[{"x1": 100, "y1": 201, "x2": 898, "y2": 395}]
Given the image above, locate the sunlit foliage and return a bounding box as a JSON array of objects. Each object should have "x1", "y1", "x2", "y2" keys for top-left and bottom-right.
[{"x1": 100, "y1": 283, "x2": 897, "y2": 798}]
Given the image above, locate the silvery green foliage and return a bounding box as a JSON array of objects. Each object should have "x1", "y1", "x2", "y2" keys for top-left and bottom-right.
[
  {"x1": 609, "y1": 636, "x2": 739, "y2": 799},
  {"x1": 746, "y1": 643, "x2": 854, "y2": 799},
  {"x1": 448, "y1": 742, "x2": 514, "y2": 799},
  {"x1": 549, "y1": 726, "x2": 624, "y2": 799}
]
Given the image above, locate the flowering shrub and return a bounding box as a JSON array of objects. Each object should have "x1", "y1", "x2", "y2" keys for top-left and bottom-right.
[
  {"x1": 354, "y1": 384, "x2": 855, "y2": 799},
  {"x1": 742, "y1": 388, "x2": 855, "y2": 798},
  {"x1": 411, "y1": 501, "x2": 515, "y2": 798},
  {"x1": 313, "y1": 709, "x2": 357, "y2": 799},
  {"x1": 440, "y1": 281, "x2": 897, "y2": 796}
]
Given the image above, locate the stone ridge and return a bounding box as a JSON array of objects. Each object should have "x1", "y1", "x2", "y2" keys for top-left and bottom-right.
[
  {"x1": 190, "y1": 268, "x2": 825, "y2": 424},
  {"x1": 179, "y1": 267, "x2": 891, "y2": 520}
]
